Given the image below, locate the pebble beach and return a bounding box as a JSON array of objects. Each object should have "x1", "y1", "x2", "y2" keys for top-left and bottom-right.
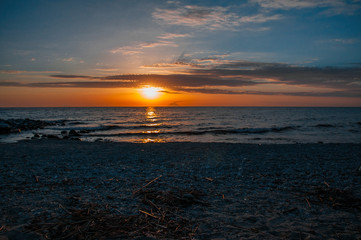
[{"x1": 1, "y1": 140, "x2": 361, "y2": 239}]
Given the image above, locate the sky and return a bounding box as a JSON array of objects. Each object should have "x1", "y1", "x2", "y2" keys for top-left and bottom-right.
[{"x1": 0, "y1": 0, "x2": 361, "y2": 107}]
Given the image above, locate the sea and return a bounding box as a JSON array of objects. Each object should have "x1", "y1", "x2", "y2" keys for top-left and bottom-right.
[{"x1": 0, "y1": 107, "x2": 360, "y2": 144}]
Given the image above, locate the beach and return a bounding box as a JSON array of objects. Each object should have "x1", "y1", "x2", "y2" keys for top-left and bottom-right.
[{"x1": 1, "y1": 140, "x2": 361, "y2": 239}]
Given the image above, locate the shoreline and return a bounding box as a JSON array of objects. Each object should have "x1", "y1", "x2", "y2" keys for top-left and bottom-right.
[{"x1": 1, "y1": 140, "x2": 361, "y2": 239}]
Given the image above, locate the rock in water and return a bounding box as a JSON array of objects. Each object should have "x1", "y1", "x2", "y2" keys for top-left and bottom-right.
[
  {"x1": 69, "y1": 129, "x2": 80, "y2": 136},
  {"x1": 0, "y1": 121, "x2": 10, "y2": 134}
]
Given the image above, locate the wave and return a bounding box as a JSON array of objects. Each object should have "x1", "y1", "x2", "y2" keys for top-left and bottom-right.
[
  {"x1": 87, "y1": 126, "x2": 297, "y2": 137},
  {"x1": 51, "y1": 124, "x2": 176, "y2": 132},
  {"x1": 67, "y1": 121, "x2": 85, "y2": 125},
  {"x1": 314, "y1": 124, "x2": 336, "y2": 128},
  {"x1": 181, "y1": 126, "x2": 297, "y2": 135}
]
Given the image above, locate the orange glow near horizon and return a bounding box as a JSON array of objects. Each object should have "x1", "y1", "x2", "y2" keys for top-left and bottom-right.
[
  {"x1": 140, "y1": 86, "x2": 163, "y2": 100},
  {"x1": 1, "y1": 86, "x2": 361, "y2": 107}
]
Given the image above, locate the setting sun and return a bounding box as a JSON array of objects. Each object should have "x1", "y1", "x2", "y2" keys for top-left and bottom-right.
[{"x1": 140, "y1": 87, "x2": 163, "y2": 99}]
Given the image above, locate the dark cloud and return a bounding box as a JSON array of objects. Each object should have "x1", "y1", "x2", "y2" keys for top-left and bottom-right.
[
  {"x1": 50, "y1": 75, "x2": 95, "y2": 79},
  {"x1": 101, "y1": 74, "x2": 257, "y2": 88},
  {"x1": 50, "y1": 73, "x2": 257, "y2": 88},
  {"x1": 172, "y1": 87, "x2": 243, "y2": 95},
  {"x1": 251, "y1": 0, "x2": 361, "y2": 15},
  {"x1": 188, "y1": 60, "x2": 361, "y2": 91},
  {"x1": 2, "y1": 60, "x2": 360, "y2": 98},
  {"x1": 171, "y1": 87, "x2": 361, "y2": 98},
  {"x1": 0, "y1": 81, "x2": 24, "y2": 86},
  {"x1": 0, "y1": 81, "x2": 135, "y2": 88}
]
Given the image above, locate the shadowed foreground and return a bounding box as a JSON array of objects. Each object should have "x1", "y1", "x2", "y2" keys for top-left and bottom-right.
[{"x1": 0, "y1": 140, "x2": 360, "y2": 239}]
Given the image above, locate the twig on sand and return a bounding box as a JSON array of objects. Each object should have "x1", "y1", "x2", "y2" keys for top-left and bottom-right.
[
  {"x1": 58, "y1": 203, "x2": 71, "y2": 214},
  {"x1": 133, "y1": 175, "x2": 162, "y2": 195},
  {"x1": 204, "y1": 177, "x2": 214, "y2": 182},
  {"x1": 139, "y1": 210, "x2": 159, "y2": 219},
  {"x1": 305, "y1": 198, "x2": 311, "y2": 208},
  {"x1": 34, "y1": 175, "x2": 39, "y2": 183},
  {"x1": 146, "y1": 199, "x2": 165, "y2": 219}
]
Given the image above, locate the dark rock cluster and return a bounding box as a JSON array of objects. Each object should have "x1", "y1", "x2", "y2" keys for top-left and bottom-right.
[
  {"x1": 0, "y1": 118, "x2": 66, "y2": 134},
  {"x1": 34, "y1": 129, "x2": 91, "y2": 141}
]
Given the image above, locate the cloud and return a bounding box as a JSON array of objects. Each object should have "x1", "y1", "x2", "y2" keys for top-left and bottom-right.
[
  {"x1": 2, "y1": 60, "x2": 360, "y2": 98},
  {"x1": 100, "y1": 57, "x2": 361, "y2": 95},
  {"x1": 0, "y1": 70, "x2": 61, "y2": 74},
  {"x1": 50, "y1": 74, "x2": 95, "y2": 79},
  {"x1": 169, "y1": 101, "x2": 182, "y2": 106},
  {"x1": 166, "y1": 0, "x2": 180, "y2": 4},
  {"x1": 169, "y1": 87, "x2": 361, "y2": 97},
  {"x1": 0, "y1": 81, "x2": 135, "y2": 88},
  {"x1": 139, "y1": 41, "x2": 178, "y2": 48},
  {"x1": 238, "y1": 14, "x2": 282, "y2": 23},
  {"x1": 0, "y1": 82, "x2": 23, "y2": 87},
  {"x1": 62, "y1": 57, "x2": 74, "y2": 62},
  {"x1": 158, "y1": 33, "x2": 191, "y2": 39},
  {"x1": 251, "y1": 0, "x2": 361, "y2": 15},
  {"x1": 328, "y1": 38, "x2": 359, "y2": 44},
  {"x1": 62, "y1": 58, "x2": 84, "y2": 63},
  {"x1": 251, "y1": 0, "x2": 320, "y2": 9},
  {"x1": 14, "y1": 50, "x2": 32, "y2": 56},
  {"x1": 244, "y1": 27, "x2": 271, "y2": 32},
  {"x1": 188, "y1": 60, "x2": 361, "y2": 91},
  {"x1": 153, "y1": 5, "x2": 281, "y2": 30},
  {"x1": 95, "y1": 68, "x2": 120, "y2": 72},
  {"x1": 109, "y1": 47, "x2": 143, "y2": 55},
  {"x1": 110, "y1": 40, "x2": 178, "y2": 55},
  {"x1": 1, "y1": 79, "x2": 359, "y2": 97},
  {"x1": 54, "y1": 61, "x2": 361, "y2": 96}
]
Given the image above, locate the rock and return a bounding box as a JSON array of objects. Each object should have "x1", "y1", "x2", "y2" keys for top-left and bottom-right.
[
  {"x1": 69, "y1": 130, "x2": 80, "y2": 136},
  {"x1": 0, "y1": 118, "x2": 66, "y2": 135},
  {"x1": 70, "y1": 137, "x2": 81, "y2": 141},
  {"x1": 0, "y1": 121, "x2": 11, "y2": 134},
  {"x1": 45, "y1": 135, "x2": 60, "y2": 139}
]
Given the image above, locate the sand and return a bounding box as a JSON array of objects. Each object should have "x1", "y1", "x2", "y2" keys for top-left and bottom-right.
[{"x1": 0, "y1": 140, "x2": 361, "y2": 239}]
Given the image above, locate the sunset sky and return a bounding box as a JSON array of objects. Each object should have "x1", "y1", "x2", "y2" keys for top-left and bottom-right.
[{"x1": 0, "y1": 0, "x2": 360, "y2": 107}]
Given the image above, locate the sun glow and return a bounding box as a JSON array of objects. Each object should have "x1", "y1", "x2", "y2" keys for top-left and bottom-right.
[{"x1": 140, "y1": 87, "x2": 163, "y2": 99}]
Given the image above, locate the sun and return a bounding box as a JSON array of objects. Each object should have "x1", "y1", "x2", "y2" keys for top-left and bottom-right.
[{"x1": 140, "y1": 87, "x2": 163, "y2": 99}]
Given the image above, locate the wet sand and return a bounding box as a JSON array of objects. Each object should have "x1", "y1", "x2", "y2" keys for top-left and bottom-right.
[{"x1": 1, "y1": 140, "x2": 361, "y2": 239}]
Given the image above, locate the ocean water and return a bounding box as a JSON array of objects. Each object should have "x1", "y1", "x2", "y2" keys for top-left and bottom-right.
[{"x1": 0, "y1": 107, "x2": 360, "y2": 144}]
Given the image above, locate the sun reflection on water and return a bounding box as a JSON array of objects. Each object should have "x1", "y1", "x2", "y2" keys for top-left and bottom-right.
[
  {"x1": 140, "y1": 138, "x2": 165, "y2": 143},
  {"x1": 143, "y1": 130, "x2": 160, "y2": 134},
  {"x1": 146, "y1": 107, "x2": 157, "y2": 122},
  {"x1": 140, "y1": 107, "x2": 164, "y2": 143}
]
